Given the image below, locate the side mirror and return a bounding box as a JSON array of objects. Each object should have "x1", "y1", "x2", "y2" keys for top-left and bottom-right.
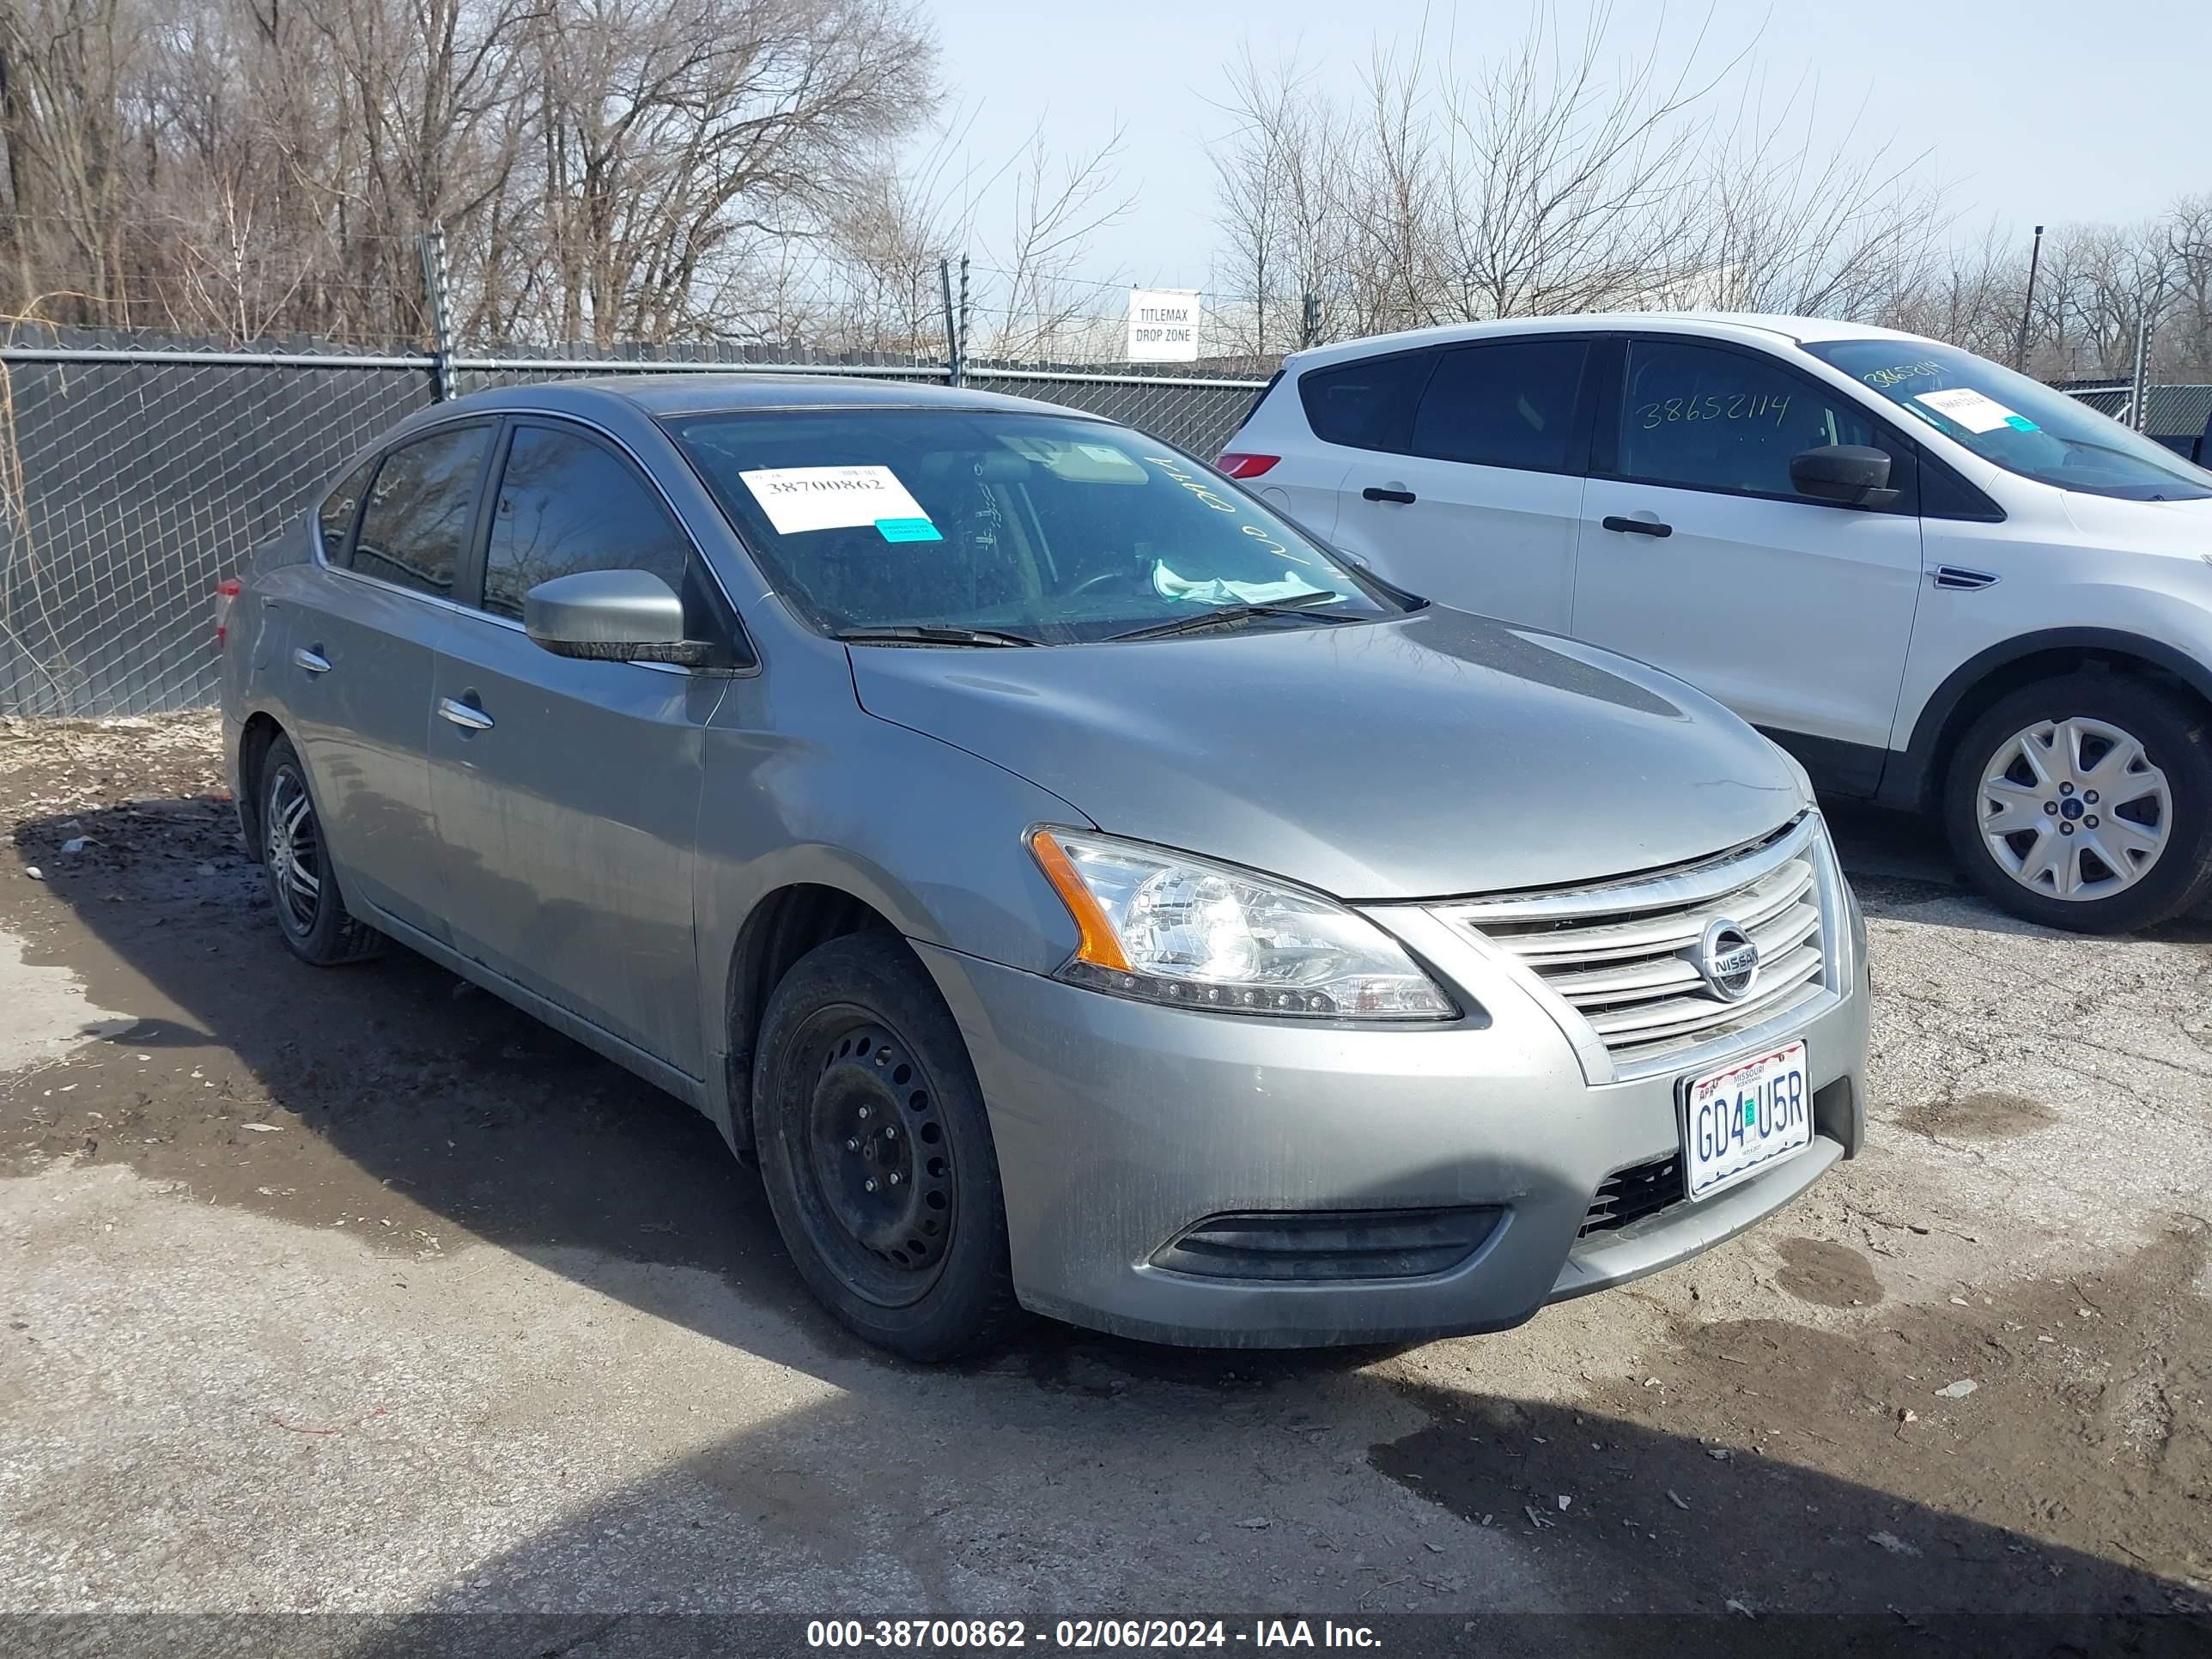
[
  {"x1": 1790, "y1": 445, "x2": 1899, "y2": 510},
  {"x1": 524, "y1": 569, "x2": 707, "y2": 665}
]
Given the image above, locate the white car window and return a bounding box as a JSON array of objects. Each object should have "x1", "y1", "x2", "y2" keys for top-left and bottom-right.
[{"x1": 1616, "y1": 340, "x2": 1881, "y2": 501}]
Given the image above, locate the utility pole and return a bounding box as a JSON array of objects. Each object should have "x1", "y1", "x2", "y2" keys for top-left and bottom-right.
[
  {"x1": 2013, "y1": 223, "x2": 2044, "y2": 373},
  {"x1": 1300, "y1": 290, "x2": 1320, "y2": 351}
]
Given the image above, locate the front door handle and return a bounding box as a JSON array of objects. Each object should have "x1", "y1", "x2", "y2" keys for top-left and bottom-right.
[
  {"x1": 1601, "y1": 515, "x2": 1672, "y2": 538},
  {"x1": 291, "y1": 647, "x2": 331, "y2": 675},
  {"x1": 436, "y1": 696, "x2": 494, "y2": 732},
  {"x1": 1363, "y1": 485, "x2": 1418, "y2": 505}
]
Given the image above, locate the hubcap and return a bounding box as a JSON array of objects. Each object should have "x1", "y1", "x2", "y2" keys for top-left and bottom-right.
[
  {"x1": 1976, "y1": 716, "x2": 2171, "y2": 902},
  {"x1": 801, "y1": 1022, "x2": 956, "y2": 1297},
  {"x1": 265, "y1": 769, "x2": 324, "y2": 933}
]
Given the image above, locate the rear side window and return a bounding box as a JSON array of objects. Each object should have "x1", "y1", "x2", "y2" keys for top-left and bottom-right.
[
  {"x1": 1297, "y1": 352, "x2": 1432, "y2": 451},
  {"x1": 483, "y1": 425, "x2": 692, "y2": 621},
  {"x1": 1408, "y1": 340, "x2": 1589, "y2": 471},
  {"x1": 351, "y1": 425, "x2": 491, "y2": 599},
  {"x1": 316, "y1": 457, "x2": 376, "y2": 563}
]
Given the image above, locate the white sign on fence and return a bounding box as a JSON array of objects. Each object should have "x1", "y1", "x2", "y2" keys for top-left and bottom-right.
[{"x1": 1127, "y1": 289, "x2": 1201, "y2": 362}]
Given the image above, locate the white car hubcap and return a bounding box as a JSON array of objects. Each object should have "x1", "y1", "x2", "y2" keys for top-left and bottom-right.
[{"x1": 1976, "y1": 715, "x2": 2171, "y2": 902}]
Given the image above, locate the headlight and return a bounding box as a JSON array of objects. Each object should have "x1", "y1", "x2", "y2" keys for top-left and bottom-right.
[{"x1": 1027, "y1": 828, "x2": 1456, "y2": 1020}]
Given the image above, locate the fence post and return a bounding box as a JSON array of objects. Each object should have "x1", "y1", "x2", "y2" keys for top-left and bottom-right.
[
  {"x1": 958, "y1": 255, "x2": 970, "y2": 379},
  {"x1": 2127, "y1": 277, "x2": 2160, "y2": 433},
  {"x1": 418, "y1": 225, "x2": 456, "y2": 402},
  {"x1": 939, "y1": 258, "x2": 963, "y2": 387}
]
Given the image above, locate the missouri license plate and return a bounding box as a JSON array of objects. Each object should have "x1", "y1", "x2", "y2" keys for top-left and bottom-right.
[{"x1": 1682, "y1": 1040, "x2": 1811, "y2": 1201}]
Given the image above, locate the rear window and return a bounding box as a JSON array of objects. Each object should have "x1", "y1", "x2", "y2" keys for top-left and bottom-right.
[
  {"x1": 1408, "y1": 339, "x2": 1589, "y2": 471},
  {"x1": 316, "y1": 457, "x2": 375, "y2": 563},
  {"x1": 1297, "y1": 352, "x2": 1432, "y2": 451},
  {"x1": 351, "y1": 425, "x2": 491, "y2": 599}
]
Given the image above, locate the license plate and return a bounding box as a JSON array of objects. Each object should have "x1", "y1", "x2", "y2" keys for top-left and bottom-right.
[{"x1": 1682, "y1": 1040, "x2": 1811, "y2": 1201}]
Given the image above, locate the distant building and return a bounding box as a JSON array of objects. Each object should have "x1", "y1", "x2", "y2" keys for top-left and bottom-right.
[{"x1": 2062, "y1": 383, "x2": 2212, "y2": 465}]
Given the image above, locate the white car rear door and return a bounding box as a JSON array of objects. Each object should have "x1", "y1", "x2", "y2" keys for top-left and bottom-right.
[{"x1": 1322, "y1": 337, "x2": 1597, "y2": 631}]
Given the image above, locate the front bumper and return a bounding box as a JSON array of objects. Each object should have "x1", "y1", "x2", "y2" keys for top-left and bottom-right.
[{"x1": 917, "y1": 872, "x2": 1869, "y2": 1349}]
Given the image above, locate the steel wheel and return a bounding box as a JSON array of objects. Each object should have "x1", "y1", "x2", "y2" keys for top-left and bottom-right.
[
  {"x1": 792, "y1": 1015, "x2": 959, "y2": 1308},
  {"x1": 1974, "y1": 714, "x2": 2172, "y2": 902},
  {"x1": 265, "y1": 764, "x2": 325, "y2": 936}
]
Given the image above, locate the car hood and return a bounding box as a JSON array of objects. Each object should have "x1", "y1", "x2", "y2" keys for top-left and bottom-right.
[
  {"x1": 848, "y1": 608, "x2": 1804, "y2": 900},
  {"x1": 2063, "y1": 488, "x2": 2212, "y2": 554}
]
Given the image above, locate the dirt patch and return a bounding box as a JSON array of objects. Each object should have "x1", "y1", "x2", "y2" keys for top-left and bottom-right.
[
  {"x1": 1773, "y1": 1237, "x2": 1884, "y2": 1308},
  {"x1": 1898, "y1": 1091, "x2": 2059, "y2": 1141},
  {"x1": 1374, "y1": 1227, "x2": 2212, "y2": 1613}
]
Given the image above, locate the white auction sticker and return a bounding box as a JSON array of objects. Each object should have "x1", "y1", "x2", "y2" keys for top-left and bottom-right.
[
  {"x1": 739, "y1": 465, "x2": 930, "y2": 535},
  {"x1": 1912, "y1": 386, "x2": 2028, "y2": 434}
]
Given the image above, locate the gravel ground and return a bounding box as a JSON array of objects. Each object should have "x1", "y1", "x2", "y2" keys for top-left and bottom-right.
[{"x1": 0, "y1": 714, "x2": 2207, "y2": 1653}]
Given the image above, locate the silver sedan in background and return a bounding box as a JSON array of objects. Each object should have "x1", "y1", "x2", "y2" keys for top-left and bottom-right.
[{"x1": 217, "y1": 376, "x2": 1869, "y2": 1359}]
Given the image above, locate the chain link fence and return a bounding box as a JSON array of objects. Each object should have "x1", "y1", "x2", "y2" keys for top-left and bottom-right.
[{"x1": 1, "y1": 331, "x2": 1271, "y2": 718}]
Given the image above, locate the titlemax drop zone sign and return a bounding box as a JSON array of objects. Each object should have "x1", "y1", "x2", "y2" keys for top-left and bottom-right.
[{"x1": 1127, "y1": 289, "x2": 1201, "y2": 362}]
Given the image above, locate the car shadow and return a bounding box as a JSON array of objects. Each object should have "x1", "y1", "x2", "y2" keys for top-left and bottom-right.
[
  {"x1": 327, "y1": 1386, "x2": 2208, "y2": 1656},
  {"x1": 8, "y1": 795, "x2": 2210, "y2": 1644}
]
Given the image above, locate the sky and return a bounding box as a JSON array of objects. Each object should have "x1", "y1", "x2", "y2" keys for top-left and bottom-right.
[{"x1": 922, "y1": 0, "x2": 2211, "y2": 296}]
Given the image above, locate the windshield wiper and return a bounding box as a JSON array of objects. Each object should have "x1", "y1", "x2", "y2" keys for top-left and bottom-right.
[
  {"x1": 835, "y1": 624, "x2": 1044, "y2": 648},
  {"x1": 1108, "y1": 594, "x2": 1359, "y2": 643}
]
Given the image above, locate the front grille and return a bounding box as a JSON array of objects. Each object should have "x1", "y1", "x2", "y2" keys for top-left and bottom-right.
[
  {"x1": 1150, "y1": 1206, "x2": 1501, "y2": 1282},
  {"x1": 1579, "y1": 1154, "x2": 1685, "y2": 1237},
  {"x1": 1439, "y1": 815, "x2": 1837, "y2": 1075}
]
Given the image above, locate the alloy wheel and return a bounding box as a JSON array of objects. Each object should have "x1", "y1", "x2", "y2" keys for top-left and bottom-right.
[
  {"x1": 265, "y1": 767, "x2": 324, "y2": 935},
  {"x1": 1975, "y1": 715, "x2": 2171, "y2": 902}
]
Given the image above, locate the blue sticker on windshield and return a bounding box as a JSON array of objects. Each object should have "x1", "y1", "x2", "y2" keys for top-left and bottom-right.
[
  {"x1": 2003, "y1": 415, "x2": 2040, "y2": 432},
  {"x1": 876, "y1": 517, "x2": 943, "y2": 543}
]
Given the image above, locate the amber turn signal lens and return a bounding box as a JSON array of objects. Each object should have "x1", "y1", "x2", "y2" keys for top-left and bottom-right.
[{"x1": 1028, "y1": 829, "x2": 1132, "y2": 973}]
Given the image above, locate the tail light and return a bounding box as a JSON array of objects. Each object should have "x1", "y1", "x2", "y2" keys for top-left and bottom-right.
[
  {"x1": 213, "y1": 578, "x2": 241, "y2": 653},
  {"x1": 1214, "y1": 453, "x2": 1280, "y2": 479}
]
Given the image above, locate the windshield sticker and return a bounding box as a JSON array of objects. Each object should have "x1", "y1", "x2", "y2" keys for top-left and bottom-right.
[
  {"x1": 1912, "y1": 387, "x2": 2027, "y2": 435},
  {"x1": 739, "y1": 465, "x2": 929, "y2": 535},
  {"x1": 875, "y1": 517, "x2": 943, "y2": 544}
]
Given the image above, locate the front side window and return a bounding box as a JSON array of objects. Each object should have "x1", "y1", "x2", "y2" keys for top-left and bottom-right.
[
  {"x1": 317, "y1": 457, "x2": 376, "y2": 563},
  {"x1": 1614, "y1": 339, "x2": 1881, "y2": 500},
  {"x1": 484, "y1": 425, "x2": 692, "y2": 621},
  {"x1": 667, "y1": 410, "x2": 1402, "y2": 644},
  {"x1": 1803, "y1": 337, "x2": 2212, "y2": 502},
  {"x1": 351, "y1": 425, "x2": 491, "y2": 599},
  {"x1": 1409, "y1": 339, "x2": 1589, "y2": 471},
  {"x1": 1297, "y1": 352, "x2": 1433, "y2": 451}
]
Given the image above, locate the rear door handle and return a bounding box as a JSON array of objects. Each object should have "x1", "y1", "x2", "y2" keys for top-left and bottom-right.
[
  {"x1": 1363, "y1": 486, "x2": 1417, "y2": 505},
  {"x1": 1601, "y1": 515, "x2": 1672, "y2": 538},
  {"x1": 291, "y1": 647, "x2": 331, "y2": 675},
  {"x1": 436, "y1": 696, "x2": 494, "y2": 732}
]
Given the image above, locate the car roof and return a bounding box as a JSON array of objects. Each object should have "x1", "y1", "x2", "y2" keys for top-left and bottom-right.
[
  {"x1": 433, "y1": 372, "x2": 1104, "y2": 423},
  {"x1": 1283, "y1": 312, "x2": 1939, "y2": 373}
]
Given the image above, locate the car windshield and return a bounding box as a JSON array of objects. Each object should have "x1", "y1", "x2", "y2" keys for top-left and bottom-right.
[
  {"x1": 1802, "y1": 338, "x2": 2212, "y2": 502},
  {"x1": 665, "y1": 408, "x2": 1401, "y2": 644}
]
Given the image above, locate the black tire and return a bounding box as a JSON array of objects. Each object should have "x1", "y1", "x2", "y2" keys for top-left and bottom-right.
[
  {"x1": 750, "y1": 933, "x2": 1022, "y2": 1361},
  {"x1": 257, "y1": 735, "x2": 385, "y2": 966},
  {"x1": 1943, "y1": 673, "x2": 2212, "y2": 933}
]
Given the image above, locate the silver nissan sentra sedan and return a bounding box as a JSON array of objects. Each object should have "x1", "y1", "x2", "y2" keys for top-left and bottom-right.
[{"x1": 217, "y1": 374, "x2": 1870, "y2": 1359}]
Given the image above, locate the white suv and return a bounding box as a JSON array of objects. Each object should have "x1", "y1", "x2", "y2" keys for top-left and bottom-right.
[{"x1": 1221, "y1": 314, "x2": 2212, "y2": 933}]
